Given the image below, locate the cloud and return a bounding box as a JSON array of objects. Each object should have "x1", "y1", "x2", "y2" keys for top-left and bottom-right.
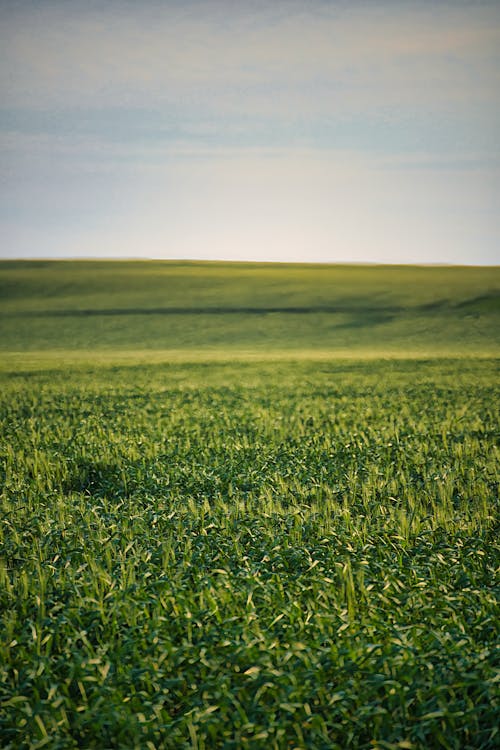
[{"x1": 1, "y1": 0, "x2": 499, "y2": 118}]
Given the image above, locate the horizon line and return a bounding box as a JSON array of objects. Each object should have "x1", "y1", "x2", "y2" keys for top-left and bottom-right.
[{"x1": 1, "y1": 257, "x2": 499, "y2": 269}]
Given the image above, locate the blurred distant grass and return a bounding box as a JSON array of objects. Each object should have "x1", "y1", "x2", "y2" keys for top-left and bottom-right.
[{"x1": 0, "y1": 261, "x2": 498, "y2": 357}]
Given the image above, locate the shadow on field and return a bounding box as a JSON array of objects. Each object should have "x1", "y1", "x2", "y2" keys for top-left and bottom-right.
[
  {"x1": 7, "y1": 303, "x2": 403, "y2": 316},
  {"x1": 333, "y1": 311, "x2": 396, "y2": 329},
  {"x1": 64, "y1": 460, "x2": 130, "y2": 498},
  {"x1": 6, "y1": 292, "x2": 498, "y2": 320}
]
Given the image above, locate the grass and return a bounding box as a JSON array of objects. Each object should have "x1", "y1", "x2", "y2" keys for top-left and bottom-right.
[
  {"x1": 0, "y1": 261, "x2": 499, "y2": 748},
  {"x1": 1, "y1": 260, "x2": 499, "y2": 357}
]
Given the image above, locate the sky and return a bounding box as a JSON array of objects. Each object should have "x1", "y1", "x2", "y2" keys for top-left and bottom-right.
[{"x1": 1, "y1": 0, "x2": 499, "y2": 264}]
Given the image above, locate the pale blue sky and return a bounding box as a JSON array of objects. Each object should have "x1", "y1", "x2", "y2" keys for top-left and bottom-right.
[{"x1": 1, "y1": 0, "x2": 499, "y2": 263}]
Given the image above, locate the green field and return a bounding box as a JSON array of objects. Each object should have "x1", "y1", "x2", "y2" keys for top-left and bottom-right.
[
  {"x1": 1, "y1": 261, "x2": 499, "y2": 362},
  {"x1": 0, "y1": 261, "x2": 499, "y2": 749}
]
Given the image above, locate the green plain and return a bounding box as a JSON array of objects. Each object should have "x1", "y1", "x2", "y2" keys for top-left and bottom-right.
[
  {"x1": 1, "y1": 260, "x2": 499, "y2": 362},
  {"x1": 0, "y1": 261, "x2": 499, "y2": 749}
]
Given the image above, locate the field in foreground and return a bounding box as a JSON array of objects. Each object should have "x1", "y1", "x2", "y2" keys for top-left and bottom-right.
[
  {"x1": 0, "y1": 262, "x2": 499, "y2": 748},
  {"x1": 1, "y1": 357, "x2": 498, "y2": 749}
]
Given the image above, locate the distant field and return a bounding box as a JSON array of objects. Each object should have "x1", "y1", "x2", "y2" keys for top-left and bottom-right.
[
  {"x1": 0, "y1": 262, "x2": 499, "y2": 749},
  {"x1": 0, "y1": 261, "x2": 499, "y2": 362}
]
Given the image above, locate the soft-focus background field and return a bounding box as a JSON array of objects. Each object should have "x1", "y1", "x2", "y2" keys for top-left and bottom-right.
[
  {"x1": 1, "y1": 261, "x2": 499, "y2": 360},
  {"x1": 0, "y1": 262, "x2": 499, "y2": 749}
]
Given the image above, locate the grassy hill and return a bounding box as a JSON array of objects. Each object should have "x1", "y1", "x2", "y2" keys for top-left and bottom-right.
[{"x1": 0, "y1": 261, "x2": 499, "y2": 366}]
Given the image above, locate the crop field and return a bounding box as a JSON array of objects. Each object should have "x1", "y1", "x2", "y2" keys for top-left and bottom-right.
[
  {"x1": 0, "y1": 261, "x2": 499, "y2": 749},
  {"x1": 1, "y1": 261, "x2": 499, "y2": 359}
]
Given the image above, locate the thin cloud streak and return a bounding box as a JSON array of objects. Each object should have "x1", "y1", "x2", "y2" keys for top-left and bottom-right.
[{"x1": 2, "y1": 2, "x2": 499, "y2": 114}]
